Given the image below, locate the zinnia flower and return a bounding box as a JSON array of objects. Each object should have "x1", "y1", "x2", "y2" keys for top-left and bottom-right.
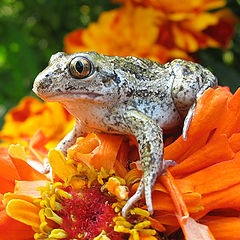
[
  {"x1": 1, "y1": 86, "x2": 240, "y2": 239},
  {"x1": 64, "y1": 1, "x2": 238, "y2": 63}
]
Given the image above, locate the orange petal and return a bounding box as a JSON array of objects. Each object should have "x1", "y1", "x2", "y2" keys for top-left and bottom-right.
[
  {"x1": 214, "y1": 88, "x2": 240, "y2": 137},
  {"x1": 114, "y1": 160, "x2": 128, "y2": 178},
  {"x1": 68, "y1": 133, "x2": 100, "y2": 154},
  {"x1": 192, "y1": 183, "x2": 240, "y2": 219},
  {"x1": 153, "y1": 210, "x2": 178, "y2": 226},
  {"x1": 0, "y1": 209, "x2": 34, "y2": 240},
  {"x1": 125, "y1": 168, "x2": 142, "y2": 185},
  {"x1": 14, "y1": 180, "x2": 49, "y2": 198},
  {"x1": 178, "y1": 216, "x2": 215, "y2": 240},
  {"x1": 229, "y1": 133, "x2": 240, "y2": 153},
  {"x1": 0, "y1": 177, "x2": 15, "y2": 195},
  {"x1": 164, "y1": 88, "x2": 229, "y2": 162},
  {"x1": 152, "y1": 191, "x2": 175, "y2": 211},
  {"x1": 170, "y1": 134, "x2": 234, "y2": 177},
  {"x1": 0, "y1": 147, "x2": 20, "y2": 182},
  {"x1": 160, "y1": 170, "x2": 189, "y2": 222},
  {"x1": 6, "y1": 199, "x2": 41, "y2": 229},
  {"x1": 3, "y1": 192, "x2": 36, "y2": 206},
  {"x1": 200, "y1": 216, "x2": 240, "y2": 240},
  {"x1": 117, "y1": 139, "x2": 130, "y2": 168},
  {"x1": 90, "y1": 133, "x2": 123, "y2": 170},
  {"x1": 8, "y1": 145, "x2": 48, "y2": 181},
  {"x1": 105, "y1": 177, "x2": 129, "y2": 200},
  {"x1": 29, "y1": 129, "x2": 48, "y2": 163},
  {"x1": 178, "y1": 152, "x2": 240, "y2": 195}
]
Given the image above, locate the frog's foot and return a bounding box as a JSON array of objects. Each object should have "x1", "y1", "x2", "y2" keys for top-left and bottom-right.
[
  {"x1": 122, "y1": 180, "x2": 144, "y2": 218},
  {"x1": 161, "y1": 160, "x2": 178, "y2": 174},
  {"x1": 182, "y1": 102, "x2": 196, "y2": 141},
  {"x1": 122, "y1": 175, "x2": 155, "y2": 218}
]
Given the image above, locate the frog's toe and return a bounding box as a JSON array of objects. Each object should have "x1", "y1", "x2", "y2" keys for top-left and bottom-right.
[
  {"x1": 182, "y1": 102, "x2": 196, "y2": 140},
  {"x1": 144, "y1": 183, "x2": 154, "y2": 215},
  {"x1": 40, "y1": 157, "x2": 51, "y2": 174},
  {"x1": 161, "y1": 160, "x2": 177, "y2": 174},
  {"x1": 122, "y1": 180, "x2": 144, "y2": 218}
]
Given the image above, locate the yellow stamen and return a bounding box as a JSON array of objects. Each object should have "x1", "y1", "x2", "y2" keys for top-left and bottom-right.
[
  {"x1": 34, "y1": 232, "x2": 48, "y2": 240},
  {"x1": 39, "y1": 209, "x2": 52, "y2": 233},
  {"x1": 48, "y1": 229, "x2": 67, "y2": 239},
  {"x1": 114, "y1": 225, "x2": 131, "y2": 233},
  {"x1": 115, "y1": 219, "x2": 133, "y2": 228},
  {"x1": 134, "y1": 220, "x2": 151, "y2": 229},
  {"x1": 100, "y1": 167, "x2": 110, "y2": 178},
  {"x1": 52, "y1": 182, "x2": 63, "y2": 192},
  {"x1": 56, "y1": 189, "x2": 73, "y2": 199},
  {"x1": 139, "y1": 229, "x2": 157, "y2": 235},
  {"x1": 130, "y1": 229, "x2": 140, "y2": 240},
  {"x1": 44, "y1": 208, "x2": 63, "y2": 225},
  {"x1": 130, "y1": 208, "x2": 150, "y2": 217},
  {"x1": 39, "y1": 221, "x2": 52, "y2": 233}
]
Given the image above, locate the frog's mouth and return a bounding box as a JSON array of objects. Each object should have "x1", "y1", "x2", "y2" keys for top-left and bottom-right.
[{"x1": 36, "y1": 92, "x2": 104, "y2": 102}]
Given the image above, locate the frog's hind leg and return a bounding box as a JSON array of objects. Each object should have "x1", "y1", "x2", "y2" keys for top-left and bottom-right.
[{"x1": 122, "y1": 108, "x2": 165, "y2": 217}]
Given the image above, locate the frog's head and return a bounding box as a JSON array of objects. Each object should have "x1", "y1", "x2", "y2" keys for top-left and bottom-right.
[{"x1": 33, "y1": 51, "x2": 124, "y2": 105}]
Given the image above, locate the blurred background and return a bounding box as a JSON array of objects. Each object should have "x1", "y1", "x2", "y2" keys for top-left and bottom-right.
[{"x1": 0, "y1": 0, "x2": 239, "y2": 127}]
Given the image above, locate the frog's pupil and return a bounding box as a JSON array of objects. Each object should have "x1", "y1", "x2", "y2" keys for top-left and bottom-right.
[{"x1": 76, "y1": 61, "x2": 83, "y2": 73}]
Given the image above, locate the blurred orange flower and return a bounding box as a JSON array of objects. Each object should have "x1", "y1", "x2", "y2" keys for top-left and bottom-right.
[
  {"x1": 0, "y1": 97, "x2": 74, "y2": 149},
  {"x1": 64, "y1": 1, "x2": 238, "y2": 63},
  {"x1": 2, "y1": 87, "x2": 240, "y2": 239}
]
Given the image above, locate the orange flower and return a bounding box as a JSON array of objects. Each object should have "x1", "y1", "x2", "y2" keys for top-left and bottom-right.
[
  {"x1": 64, "y1": 4, "x2": 183, "y2": 63},
  {"x1": 113, "y1": 0, "x2": 238, "y2": 51},
  {"x1": 64, "y1": 1, "x2": 238, "y2": 63},
  {"x1": 0, "y1": 97, "x2": 74, "y2": 149}
]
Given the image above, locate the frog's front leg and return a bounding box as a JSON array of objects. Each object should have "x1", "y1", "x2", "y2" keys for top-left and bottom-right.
[
  {"x1": 121, "y1": 109, "x2": 164, "y2": 217},
  {"x1": 56, "y1": 119, "x2": 84, "y2": 156},
  {"x1": 42, "y1": 120, "x2": 84, "y2": 174},
  {"x1": 182, "y1": 78, "x2": 217, "y2": 140}
]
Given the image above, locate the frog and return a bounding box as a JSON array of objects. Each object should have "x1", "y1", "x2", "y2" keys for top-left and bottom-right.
[{"x1": 33, "y1": 51, "x2": 218, "y2": 217}]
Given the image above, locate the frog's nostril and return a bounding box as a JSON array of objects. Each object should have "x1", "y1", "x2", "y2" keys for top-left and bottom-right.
[{"x1": 33, "y1": 73, "x2": 53, "y2": 95}]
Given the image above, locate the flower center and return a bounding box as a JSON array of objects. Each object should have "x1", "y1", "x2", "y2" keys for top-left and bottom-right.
[{"x1": 58, "y1": 185, "x2": 120, "y2": 239}]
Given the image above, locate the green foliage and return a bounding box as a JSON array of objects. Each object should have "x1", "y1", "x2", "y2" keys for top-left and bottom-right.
[
  {"x1": 0, "y1": 0, "x2": 239, "y2": 127},
  {"x1": 0, "y1": 0, "x2": 117, "y2": 125}
]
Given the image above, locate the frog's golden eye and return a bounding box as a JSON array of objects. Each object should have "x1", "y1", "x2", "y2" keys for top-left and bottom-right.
[{"x1": 69, "y1": 56, "x2": 92, "y2": 78}]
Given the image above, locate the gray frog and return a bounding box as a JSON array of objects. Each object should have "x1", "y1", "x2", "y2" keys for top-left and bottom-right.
[{"x1": 33, "y1": 51, "x2": 217, "y2": 217}]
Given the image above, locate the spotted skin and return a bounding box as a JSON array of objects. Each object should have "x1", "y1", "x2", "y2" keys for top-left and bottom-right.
[{"x1": 33, "y1": 51, "x2": 218, "y2": 217}]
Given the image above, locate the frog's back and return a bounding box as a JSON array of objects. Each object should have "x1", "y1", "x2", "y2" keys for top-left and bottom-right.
[{"x1": 108, "y1": 55, "x2": 181, "y2": 130}]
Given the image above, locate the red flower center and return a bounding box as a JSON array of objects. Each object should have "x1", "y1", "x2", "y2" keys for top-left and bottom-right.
[{"x1": 58, "y1": 185, "x2": 122, "y2": 239}]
